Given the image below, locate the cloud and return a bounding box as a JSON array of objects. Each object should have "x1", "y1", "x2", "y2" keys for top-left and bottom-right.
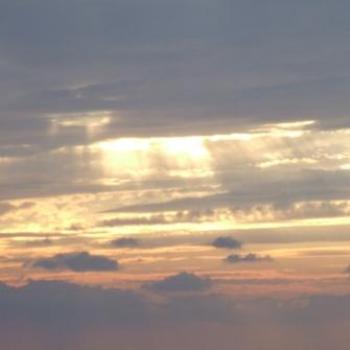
[
  {"x1": 1, "y1": 0, "x2": 350, "y2": 165},
  {"x1": 1, "y1": 280, "x2": 350, "y2": 349},
  {"x1": 0, "y1": 279, "x2": 236, "y2": 349},
  {"x1": 100, "y1": 210, "x2": 214, "y2": 227},
  {"x1": 212, "y1": 237, "x2": 242, "y2": 249},
  {"x1": 0, "y1": 279, "x2": 233, "y2": 328},
  {"x1": 111, "y1": 170, "x2": 350, "y2": 214},
  {"x1": 145, "y1": 272, "x2": 212, "y2": 292},
  {"x1": 32, "y1": 252, "x2": 119, "y2": 272},
  {"x1": 0, "y1": 280, "x2": 148, "y2": 327},
  {"x1": 225, "y1": 253, "x2": 273, "y2": 264},
  {"x1": 110, "y1": 237, "x2": 140, "y2": 248}
]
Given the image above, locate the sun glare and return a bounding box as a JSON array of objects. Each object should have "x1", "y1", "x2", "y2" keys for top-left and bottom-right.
[{"x1": 93, "y1": 135, "x2": 213, "y2": 180}]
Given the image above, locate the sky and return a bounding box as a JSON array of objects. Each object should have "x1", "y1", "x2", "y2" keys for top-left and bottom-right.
[{"x1": 1, "y1": 0, "x2": 350, "y2": 349}]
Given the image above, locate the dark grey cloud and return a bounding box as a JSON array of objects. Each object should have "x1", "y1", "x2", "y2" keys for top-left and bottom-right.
[
  {"x1": 212, "y1": 237, "x2": 242, "y2": 249},
  {"x1": 32, "y1": 252, "x2": 118, "y2": 272},
  {"x1": 0, "y1": 279, "x2": 234, "y2": 329},
  {"x1": 225, "y1": 253, "x2": 273, "y2": 264},
  {"x1": 1, "y1": 279, "x2": 348, "y2": 326},
  {"x1": 1, "y1": 0, "x2": 350, "y2": 159},
  {"x1": 145, "y1": 272, "x2": 212, "y2": 292},
  {"x1": 1, "y1": 0, "x2": 350, "y2": 207},
  {"x1": 110, "y1": 237, "x2": 140, "y2": 248},
  {"x1": 1, "y1": 280, "x2": 350, "y2": 349},
  {"x1": 0, "y1": 280, "x2": 148, "y2": 327},
  {"x1": 0, "y1": 280, "x2": 236, "y2": 350}
]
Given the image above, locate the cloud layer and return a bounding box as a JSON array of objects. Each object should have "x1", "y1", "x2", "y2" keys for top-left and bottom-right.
[{"x1": 1, "y1": 280, "x2": 350, "y2": 349}]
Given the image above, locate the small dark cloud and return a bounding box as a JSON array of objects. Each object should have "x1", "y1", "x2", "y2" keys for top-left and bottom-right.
[
  {"x1": 145, "y1": 272, "x2": 212, "y2": 293},
  {"x1": 225, "y1": 253, "x2": 273, "y2": 264},
  {"x1": 33, "y1": 252, "x2": 118, "y2": 272},
  {"x1": 110, "y1": 237, "x2": 140, "y2": 248},
  {"x1": 212, "y1": 236, "x2": 242, "y2": 249}
]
